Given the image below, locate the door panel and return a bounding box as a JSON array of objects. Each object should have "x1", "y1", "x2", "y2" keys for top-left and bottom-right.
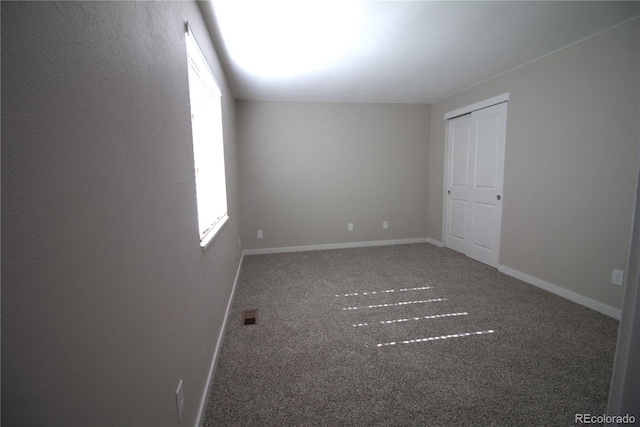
[
  {"x1": 451, "y1": 129, "x2": 470, "y2": 187},
  {"x1": 450, "y1": 199, "x2": 467, "y2": 240},
  {"x1": 470, "y1": 202, "x2": 495, "y2": 250},
  {"x1": 474, "y1": 114, "x2": 500, "y2": 189}
]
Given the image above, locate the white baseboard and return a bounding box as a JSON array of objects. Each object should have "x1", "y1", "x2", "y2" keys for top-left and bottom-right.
[
  {"x1": 243, "y1": 238, "x2": 430, "y2": 255},
  {"x1": 195, "y1": 252, "x2": 244, "y2": 427},
  {"x1": 498, "y1": 265, "x2": 621, "y2": 320},
  {"x1": 426, "y1": 238, "x2": 444, "y2": 248}
]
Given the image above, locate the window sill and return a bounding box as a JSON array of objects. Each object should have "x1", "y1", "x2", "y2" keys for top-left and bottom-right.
[{"x1": 200, "y1": 214, "x2": 229, "y2": 250}]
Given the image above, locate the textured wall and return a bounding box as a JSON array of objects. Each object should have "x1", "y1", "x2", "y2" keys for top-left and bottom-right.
[
  {"x1": 608, "y1": 154, "x2": 640, "y2": 419},
  {"x1": 428, "y1": 18, "x2": 640, "y2": 310},
  {"x1": 1, "y1": 2, "x2": 241, "y2": 425},
  {"x1": 237, "y1": 101, "x2": 430, "y2": 250}
]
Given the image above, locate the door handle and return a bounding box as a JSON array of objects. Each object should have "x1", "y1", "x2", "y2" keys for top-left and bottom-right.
[
  {"x1": 448, "y1": 190, "x2": 451, "y2": 195},
  {"x1": 497, "y1": 195, "x2": 501, "y2": 200}
]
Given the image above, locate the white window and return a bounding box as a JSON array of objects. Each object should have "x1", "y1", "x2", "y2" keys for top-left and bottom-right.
[{"x1": 185, "y1": 23, "x2": 228, "y2": 249}]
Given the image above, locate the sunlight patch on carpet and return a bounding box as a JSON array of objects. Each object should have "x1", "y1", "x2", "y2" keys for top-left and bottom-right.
[
  {"x1": 343, "y1": 298, "x2": 446, "y2": 310},
  {"x1": 336, "y1": 286, "x2": 431, "y2": 297},
  {"x1": 376, "y1": 330, "x2": 495, "y2": 347},
  {"x1": 353, "y1": 311, "x2": 468, "y2": 327}
]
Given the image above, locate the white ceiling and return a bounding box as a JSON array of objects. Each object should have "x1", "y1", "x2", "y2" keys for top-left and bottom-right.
[{"x1": 203, "y1": 1, "x2": 640, "y2": 104}]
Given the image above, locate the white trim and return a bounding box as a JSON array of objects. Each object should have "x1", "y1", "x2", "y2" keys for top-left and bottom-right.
[
  {"x1": 195, "y1": 251, "x2": 244, "y2": 427},
  {"x1": 498, "y1": 265, "x2": 621, "y2": 320},
  {"x1": 200, "y1": 214, "x2": 229, "y2": 250},
  {"x1": 243, "y1": 238, "x2": 430, "y2": 255},
  {"x1": 442, "y1": 119, "x2": 450, "y2": 251},
  {"x1": 444, "y1": 92, "x2": 509, "y2": 120},
  {"x1": 426, "y1": 238, "x2": 443, "y2": 248}
]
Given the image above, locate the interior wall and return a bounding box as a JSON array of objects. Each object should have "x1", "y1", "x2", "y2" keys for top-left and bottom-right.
[
  {"x1": 1, "y1": 2, "x2": 241, "y2": 426},
  {"x1": 608, "y1": 145, "x2": 640, "y2": 419},
  {"x1": 237, "y1": 101, "x2": 430, "y2": 250},
  {"x1": 428, "y1": 18, "x2": 640, "y2": 310}
]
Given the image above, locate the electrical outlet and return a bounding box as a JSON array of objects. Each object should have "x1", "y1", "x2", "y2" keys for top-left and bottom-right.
[
  {"x1": 612, "y1": 269, "x2": 624, "y2": 286},
  {"x1": 348, "y1": 223, "x2": 354, "y2": 232},
  {"x1": 257, "y1": 230, "x2": 263, "y2": 239},
  {"x1": 383, "y1": 221, "x2": 388, "y2": 230},
  {"x1": 176, "y1": 380, "x2": 185, "y2": 421}
]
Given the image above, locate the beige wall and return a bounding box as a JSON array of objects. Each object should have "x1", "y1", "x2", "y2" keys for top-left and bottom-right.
[
  {"x1": 237, "y1": 101, "x2": 431, "y2": 250},
  {"x1": 429, "y1": 18, "x2": 640, "y2": 310},
  {"x1": 1, "y1": 2, "x2": 241, "y2": 425}
]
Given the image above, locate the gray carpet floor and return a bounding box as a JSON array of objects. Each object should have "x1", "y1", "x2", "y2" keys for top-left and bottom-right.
[{"x1": 203, "y1": 244, "x2": 619, "y2": 426}]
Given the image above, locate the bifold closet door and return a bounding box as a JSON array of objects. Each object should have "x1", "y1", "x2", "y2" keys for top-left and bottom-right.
[{"x1": 445, "y1": 102, "x2": 507, "y2": 268}]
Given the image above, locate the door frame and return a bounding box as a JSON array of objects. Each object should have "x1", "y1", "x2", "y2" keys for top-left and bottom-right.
[{"x1": 441, "y1": 92, "x2": 510, "y2": 258}]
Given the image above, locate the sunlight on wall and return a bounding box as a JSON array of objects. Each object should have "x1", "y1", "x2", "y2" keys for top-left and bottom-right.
[{"x1": 212, "y1": 0, "x2": 364, "y2": 78}]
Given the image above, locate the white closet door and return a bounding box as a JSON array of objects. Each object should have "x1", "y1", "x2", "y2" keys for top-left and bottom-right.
[
  {"x1": 445, "y1": 113, "x2": 472, "y2": 254},
  {"x1": 445, "y1": 102, "x2": 507, "y2": 268}
]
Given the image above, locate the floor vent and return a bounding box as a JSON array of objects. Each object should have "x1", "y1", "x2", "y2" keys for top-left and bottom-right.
[{"x1": 242, "y1": 309, "x2": 258, "y2": 326}]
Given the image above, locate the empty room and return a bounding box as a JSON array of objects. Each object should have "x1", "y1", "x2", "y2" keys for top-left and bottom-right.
[{"x1": 2, "y1": 1, "x2": 639, "y2": 426}]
